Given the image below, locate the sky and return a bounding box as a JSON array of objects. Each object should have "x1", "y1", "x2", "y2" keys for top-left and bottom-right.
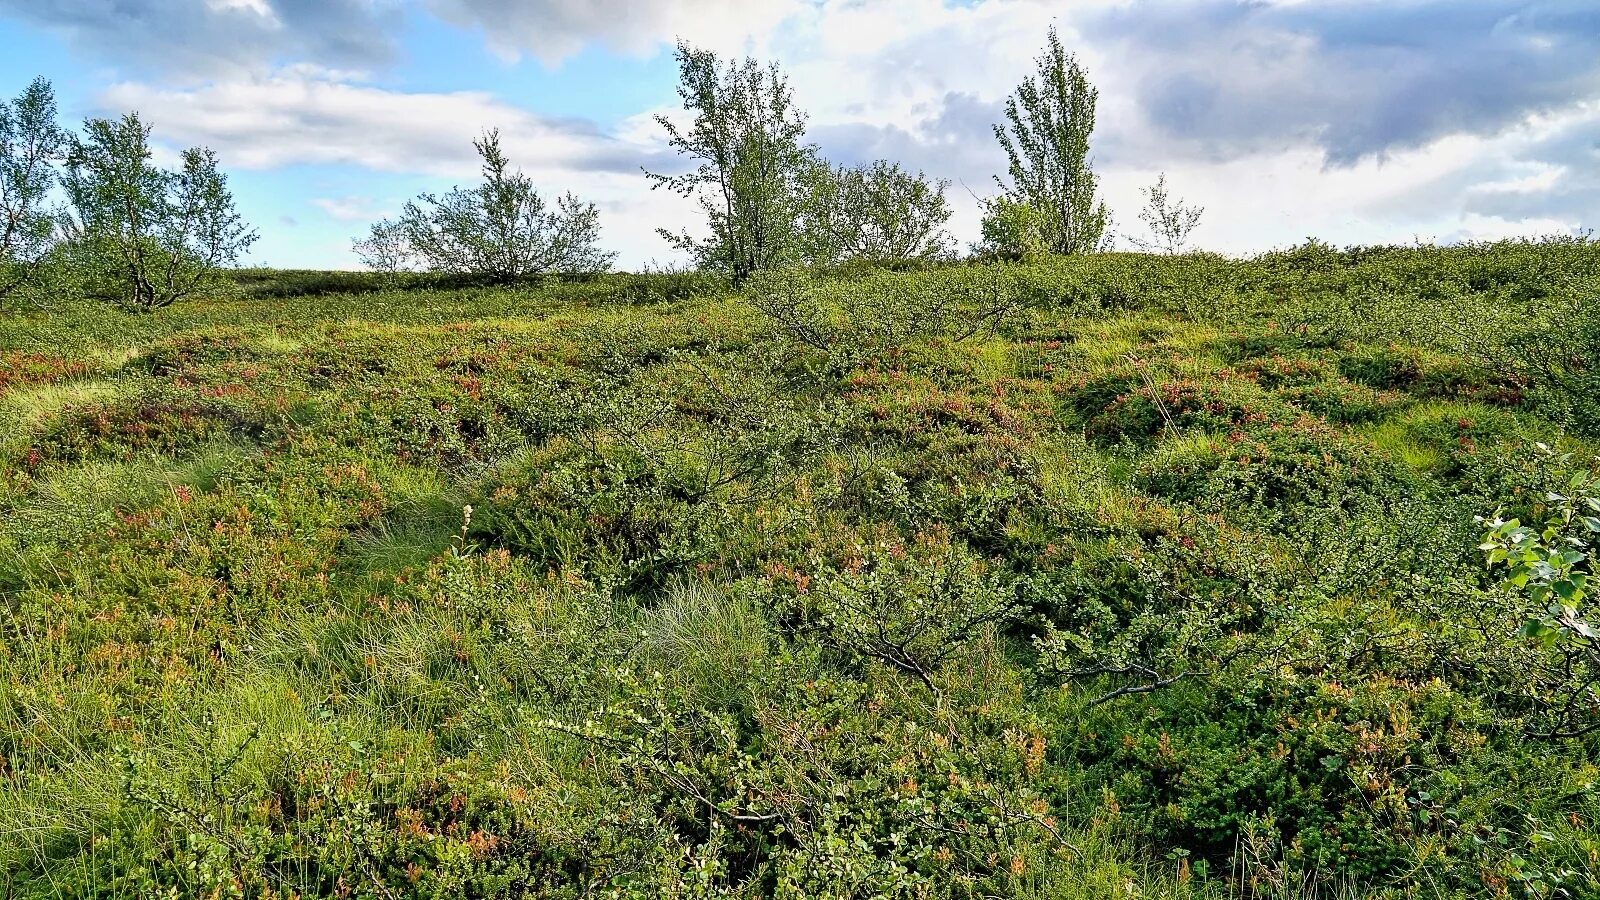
[{"x1": 2, "y1": 0, "x2": 1596, "y2": 270}]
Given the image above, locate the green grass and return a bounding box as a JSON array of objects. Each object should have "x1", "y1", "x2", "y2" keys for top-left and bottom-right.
[{"x1": 2, "y1": 246, "x2": 1599, "y2": 898}]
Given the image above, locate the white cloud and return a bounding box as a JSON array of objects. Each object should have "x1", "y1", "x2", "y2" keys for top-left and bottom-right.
[
  {"x1": 311, "y1": 196, "x2": 390, "y2": 222},
  {"x1": 429, "y1": 0, "x2": 805, "y2": 65},
  {"x1": 0, "y1": 0, "x2": 399, "y2": 77},
  {"x1": 1077, "y1": 0, "x2": 1600, "y2": 165},
  {"x1": 67, "y1": 0, "x2": 1600, "y2": 267},
  {"x1": 204, "y1": 0, "x2": 277, "y2": 21},
  {"x1": 758, "y1": 0, "x2": 1599, "y2": 250},
  {"x1": 97, "y1": 68, "x2": 700, "y2": 267},
  {"x1": 1098, "y1": 102, "x2": 1600, "y2": 253},
  {"x1": 99, "y1": 68, "x2": 672, "y2": 179}
]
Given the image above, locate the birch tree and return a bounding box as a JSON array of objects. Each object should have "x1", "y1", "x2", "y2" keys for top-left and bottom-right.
[
  {"x1": 646, "y1": 42, "x2": 812, "y2": 283},
  {"x1": 992, "y1": 27, "x2": 1109, "y2": 255}
]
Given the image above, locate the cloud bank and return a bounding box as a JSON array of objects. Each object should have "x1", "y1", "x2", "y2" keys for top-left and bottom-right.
[{"x1": 5, "y1": 0, "x2": 1593, "y2": 266}]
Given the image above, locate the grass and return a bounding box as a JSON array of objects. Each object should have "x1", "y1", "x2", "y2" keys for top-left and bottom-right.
[{"x1": 2, "y1": 245, "x2": 1599, "y2": 898}]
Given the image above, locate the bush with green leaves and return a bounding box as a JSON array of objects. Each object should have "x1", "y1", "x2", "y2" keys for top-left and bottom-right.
[
  {"x1": 356, "y1": 130, "x2": 614, "y2": 281},
  {"x1": 796, "y1": 159, "x2": 953, "y2": 266},
  {"x1": 58, "y1": 112, "x2": 255, "y2": 310},
  {"x1": 743, "y1": 263, "x2": 1057, "y2": 362},
  {"x1": 1131, "y1": 173, "x2": 1204, "y2": 255},
  {"x1": 0, "y1": 77, "x2": 64, "y2": 306},
  {"x1": 976, "y1": 195, "x2": 1051, "y2": 260},
  {"x1": 1253, "y1": 235, "x2": 1600, "y2": 432},
  {"x1": 647, "y1": 41, "x2": 813, "y2": 283},
  {"x1": 769, "y1": 531, "x2": 1025, "y2": 689}
]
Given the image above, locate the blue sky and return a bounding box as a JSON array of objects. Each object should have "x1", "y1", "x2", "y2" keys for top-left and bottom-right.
[{"x1": 2, "y1": 0, "x2": 1596, "y2": 269}]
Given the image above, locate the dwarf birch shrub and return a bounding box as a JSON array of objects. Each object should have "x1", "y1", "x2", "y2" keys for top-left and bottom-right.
[
  {"x1": 797, "y1": 159, "x2": 953, "y2": 266},
  {"x1": 1132, "y1": 173, "x2": 1203, "y2": 254},
  {"x1": 746, "y1": 264, "x2": 1059, "y2": 360},
  {"x1": 58, "y1": 113, "x2": 255, "y2": 311},
  {"x1": 358, "y1": 130, "x2": 614, "y2": 281}
]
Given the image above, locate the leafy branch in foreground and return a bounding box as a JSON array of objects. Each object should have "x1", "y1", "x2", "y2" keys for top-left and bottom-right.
[{"x1": 1479, "y1": 445, "x2": 1600, "y2": 738}]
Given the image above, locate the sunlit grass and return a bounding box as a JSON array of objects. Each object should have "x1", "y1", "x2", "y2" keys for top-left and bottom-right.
[{"x1": 3, "y1": 251, "x2": 1598, "y2": 897}]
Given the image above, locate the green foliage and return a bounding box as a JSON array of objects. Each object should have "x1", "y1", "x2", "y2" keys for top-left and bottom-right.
[
  {"x1": 743, "y1": 262, "x2": 1078, "y2": 363},
  {"x1": 992, "y1": 27, "x2": 1110, "y2": 256},
  {"x1": 1132, "y1": 174, "x2": 1204, "y2": 255},
  {"x1": 796, "y1": 159, "x2": 953, "y2": 266},
  {"x1": 977, "y1": 196, "x2": 1051, "y2": 260},
  {"x1": 356, "y1": 130, "x2": 615, "y2": 281},
  {"x1": 647, "y1": 42, "x2": 813, "y2": 283},
  {"x1": 59, "y1": 113, "x2": 255, "y2": 310},
  {"x1": 1479, "y1": 446, "x2": 1600, "y2": 740},
  {"x1": 771, "y1": 531, "x2": 1024, "y2": 688},
  {"x1": 5, "y1": 246, "x2": 1600, "y2": 899},
  {"x1": 0, "y1": 77, "x2": 65, "y2": 306},
  {"x1": 1252, "y1": 235, "x2": 1600, "y2": 432}
]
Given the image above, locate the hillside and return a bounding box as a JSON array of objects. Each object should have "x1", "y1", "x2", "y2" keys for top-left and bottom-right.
[{"x1": 3, "y1": 243, "x2": 1600, "y2": 898}]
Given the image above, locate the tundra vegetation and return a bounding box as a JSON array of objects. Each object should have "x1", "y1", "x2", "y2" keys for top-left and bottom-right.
[
  {"x1": 1, "y1": 32, "x2": 1599, "y2": 900},
  {"x1": 4, "y1": 239, "x2": 1600, "y2": 899}
]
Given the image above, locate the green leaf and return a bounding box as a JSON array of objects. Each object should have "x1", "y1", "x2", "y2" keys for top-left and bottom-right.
[{"x1": 1520, "y1": 619, "x2": 1559, "y2": 642}]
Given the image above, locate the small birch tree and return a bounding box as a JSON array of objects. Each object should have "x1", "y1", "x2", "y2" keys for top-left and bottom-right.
[
  {"x1": 60, "y1": 113, "x2": 256, "y2": 311},
  {"x1": 646, "y1": 42, "x2": 812, "y2": 283},
  {"x1": 992, "y1": 27, "x2": 1109, "y2": 256},
  {"x1": 0, "y1": 77, "x2": 66, "y2": 304},
  {"x1": 1133, "y1": 173, "x2": 1203, "y2": 254},
  {"x1": 359, "y1": 130, "x2": 614, "y2": 281}
]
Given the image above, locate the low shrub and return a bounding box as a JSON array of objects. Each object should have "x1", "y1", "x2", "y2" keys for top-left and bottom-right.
[
  {"x1": 1134, "y1": 423, "x2": 1412, "y2": 521},
  {"x1": 1068, "y1": 369, "x2": 1292, "y2": 445}
]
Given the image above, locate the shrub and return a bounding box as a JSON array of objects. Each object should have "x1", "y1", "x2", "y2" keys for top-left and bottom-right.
[
  {"x1": 0, "y1": 77, "x2": 65, "y2": 306},
  {"x1": 976, "y1": 196, "x2": 1050, "y2": 260},
  {"x1": 1069, "y1": 369, "x2": 1292, "y2": 445},
  {"x1": 356, "y1": 131, "x2": 614, "y2": 281},
  {"x1": 1478, "y1": 446, "x2": 1600, "y2": 740},
  {"x1": 59, "y1": 113, "x2": 255, "y2": 310},
  {"x1": 797, "y1": 159, "x2": 953, "y2": 266},
  {"x1": 745, "y1": 264, "x2": 1054, "y2": 361},
  {"x1": 768, "y1": 532, "x2": 1024, "y2": 688},
  {"x1": 1130, "y1": 173, "x2": 1203, "y2": 255},
  {"x1": 1134, "y1": 423, "x2": 1410, "y2": 522}
]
